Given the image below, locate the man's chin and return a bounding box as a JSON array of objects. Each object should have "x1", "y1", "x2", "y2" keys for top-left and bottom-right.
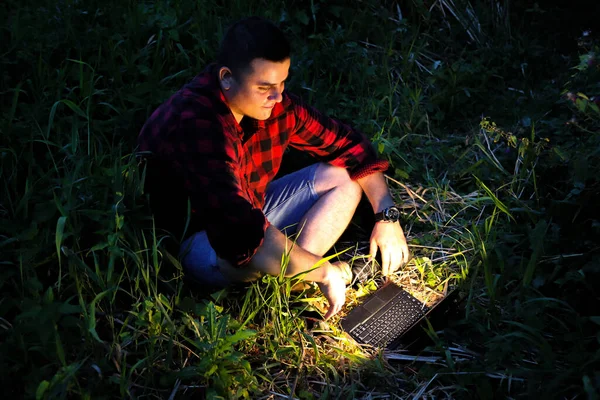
[{"x1": 254, "y1": 109, "x2": 273, "y2": 120}]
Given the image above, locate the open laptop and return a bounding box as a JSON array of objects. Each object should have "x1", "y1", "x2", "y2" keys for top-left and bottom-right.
[{"x1": 341, "y1": 281, "x2": 459, "y2": 349}]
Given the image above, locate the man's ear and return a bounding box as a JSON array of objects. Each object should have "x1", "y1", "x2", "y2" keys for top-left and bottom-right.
[{"x1": 219, "y1": 67, "x2": 234, "y2": 91}]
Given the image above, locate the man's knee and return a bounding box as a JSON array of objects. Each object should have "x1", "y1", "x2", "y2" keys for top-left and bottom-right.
[{"x1": 314, "y1": 163, "x2": 361, "y2": 196}]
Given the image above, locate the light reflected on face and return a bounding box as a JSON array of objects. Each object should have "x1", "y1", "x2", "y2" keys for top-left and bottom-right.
[{"x1": 223, "y1": 57, "x2": 290, "y2": 123}]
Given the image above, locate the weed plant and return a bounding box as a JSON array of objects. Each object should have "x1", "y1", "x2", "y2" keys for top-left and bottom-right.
[{"x1": 1, "y1": 0, "x2": 599, "y2": 398}]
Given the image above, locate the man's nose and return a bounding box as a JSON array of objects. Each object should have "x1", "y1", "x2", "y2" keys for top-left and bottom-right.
[{"x1": 269, "y1": 87, "x2": 283, "y2": 103}]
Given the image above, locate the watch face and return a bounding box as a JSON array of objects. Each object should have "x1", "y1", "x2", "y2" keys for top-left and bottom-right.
[{"x1": 385, "y1": 207, "x2": 400, "y2": 221}]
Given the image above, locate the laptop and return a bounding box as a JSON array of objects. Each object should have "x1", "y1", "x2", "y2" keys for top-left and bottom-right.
[{"x1": 341, "y1": 281, "x2": 459, "y2": 349}]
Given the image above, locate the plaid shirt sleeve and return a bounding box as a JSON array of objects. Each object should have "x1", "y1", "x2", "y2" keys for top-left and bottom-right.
[
  {"x1": 286, "y1": 92, "x2": 389, "y2": 179},
  {"x1": 149, "y1": 107, "x2": 269, "y2": 268}
]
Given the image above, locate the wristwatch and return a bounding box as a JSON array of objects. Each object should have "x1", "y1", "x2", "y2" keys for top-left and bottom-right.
[{"x1": 374, "y1": 206, "x2": 401, "y2": 223}]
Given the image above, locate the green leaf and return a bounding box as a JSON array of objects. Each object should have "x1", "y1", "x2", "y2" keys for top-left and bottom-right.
[
  {"x1": 395, "y1": 168, "x2": 409, "y2": 179},
  {"x1": 90, "y1": 242, "x2": 109, "y2": 252},
  {"x1": 575, "y1": 98, "x2": 587, "y2": 112},
  {"x1": 115, "y1": 214, "x2": 124, "y2": 230},
  {"x1": 55, "y1": 328, "x2": 66, "y2": 366},
  {"x1": 583, "y1": 375, "x2": 597, "y2": 399},
  {"x1": 8, "y1": 82, "x2": 23, "y2": 130},
  {"x1": 36, "y1": 380, "x2": 50, "y2": 400},
  {"x1": 473, "y1": 176, "x2": 514, "y2": 220},
  {"x1": 206, "y1": 364, "x2": 218, "y2": 377},
  {"x1": 168, "y1": 28, "x2": 179, "y2": 42},
  {"x1": 55, "y1": 216, "x2": 67, "y2": 291},
  {"x1": 553, "y1": 146, "x2": 568, "y2": 161},
  {"x1": 227, "y1": 329, "x2": 256, "y2": 344},
  {"x1": 60, "y1": 99, "x2": 88, "y2": 119},
  {"x1": 67, "y1": 58, "x2": 95, "y2": 71},
  {"x1": 58, "y1": 302, "x2": 82, "y2": 314},
  {"x1": 98, "y1": 101, "x2": 122, "y2": 115},
  {"x1": 296, "y1": 10, "x2": 309, "y2": 25},
  {"x1": 302, "y1": 332, "x2": 320, "y2": 364},
  {"x1": 211, "y1": 288, "x2": 229, "y2": 303},
  {"x1": 47, "y1": 101, "x2": 60, "y2": 138},
  {"x1": 44, "y1": 287, "x2": 54, "y2": 303}
]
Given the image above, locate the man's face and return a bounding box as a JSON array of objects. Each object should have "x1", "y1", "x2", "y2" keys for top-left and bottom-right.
[{"x1": 221, "y1": 57, "x2": 290, "y2": 123}]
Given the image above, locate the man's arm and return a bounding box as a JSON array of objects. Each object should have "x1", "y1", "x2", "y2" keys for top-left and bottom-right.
[
  {"x1": 219, "y1": 225, "x2": 350, "y2": 319},
  {"x1": 357, "y1": 171, "x2": 396, "y2": 213},
  {"x1": 357, "y1": 171, "x2": 410, "y2": 275},
  {"x1": 285, "y1": 92, "x2": 407, "y2": 274},
  {"x1": 286, "y1": 91, "x2": 389, "y2": 180}
]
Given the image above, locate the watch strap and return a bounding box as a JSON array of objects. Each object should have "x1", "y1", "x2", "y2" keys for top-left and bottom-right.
[{"x1": 374, "y1": 206, "x2": 400, "y2": 222}]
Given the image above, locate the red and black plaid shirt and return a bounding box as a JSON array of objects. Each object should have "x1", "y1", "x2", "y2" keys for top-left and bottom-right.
[{"x1": 138, "y1": 64, "x2": 389, "y2": 267}]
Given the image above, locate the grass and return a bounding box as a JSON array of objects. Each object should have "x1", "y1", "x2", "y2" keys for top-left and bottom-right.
[{"x1": 2, "y1": 0, "x2": 600, "y2": 398}]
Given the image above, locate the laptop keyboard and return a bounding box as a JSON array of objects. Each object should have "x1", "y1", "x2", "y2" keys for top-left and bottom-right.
[{"x1": 349, "y1": 291, "x2": 428, "y2": 347}]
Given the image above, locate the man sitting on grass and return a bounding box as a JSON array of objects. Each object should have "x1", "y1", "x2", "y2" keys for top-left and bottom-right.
[{"x1": 138, "y1": 17, "x2": 409, "y2": 319}]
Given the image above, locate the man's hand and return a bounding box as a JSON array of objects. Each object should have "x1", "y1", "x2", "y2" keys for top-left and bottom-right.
[
  {"x1": 317, "y1": 261, "x2": 349, "y2": 319},
  {"x1": 356, "y1": 172, "x2": 410, "y2": 276},
  {"x1": 369, "y1": 221, "x2": 409, "y2": 276}
]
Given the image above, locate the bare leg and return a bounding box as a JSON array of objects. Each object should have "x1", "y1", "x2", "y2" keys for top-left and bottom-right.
[
  {"x1": 295, "y1": 163, "x2": 362, "y2": 256},
  {"x1": 218, "y1": 163, "x2": 362, "y2": 283}
]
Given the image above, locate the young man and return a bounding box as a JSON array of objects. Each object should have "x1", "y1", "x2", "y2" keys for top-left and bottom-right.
[{"x1": 138, "y1": 17, "x2": 409, "y2": 319}]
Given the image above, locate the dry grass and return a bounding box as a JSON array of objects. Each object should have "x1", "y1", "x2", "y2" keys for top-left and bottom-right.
[
  {"x1": 332, "y1": 174, "x2": 479, "y2": 311},
  {"x1": 253, "y1": 173, "x2": 489, "y2": 398}
]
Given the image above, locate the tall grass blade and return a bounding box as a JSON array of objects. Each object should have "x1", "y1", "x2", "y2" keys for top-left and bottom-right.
[
  {"x1": 60, "y1": 99, "x2": 88, "y2": 119},
  {"x1": 474, "y1": 175, "x2": 514, "y2": 220},
  {"x1": 88, "y1": 288, "x2": 116, "y2": 343},
  {"x1": 523, "y1": 219, "x2": 548, "y2": 287},
  {"x1": 55, "y1": 216, "x2": 67, "y2": 291},
  {"x1": 47, "y1": 101, "x2": 60, "y2": 139},
  {"x1": 8, "y1": 82, "x2": 23, "y2": 130}
]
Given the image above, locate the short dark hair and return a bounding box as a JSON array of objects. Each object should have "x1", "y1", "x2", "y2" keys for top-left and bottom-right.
[{"x1": 217, "y1": 17, "x2": 291, "y2": 78}]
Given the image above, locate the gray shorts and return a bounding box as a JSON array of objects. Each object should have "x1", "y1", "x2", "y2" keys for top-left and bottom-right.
[{"x1": 180, "y1": 163, "x2": 321, "y2": 287}]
